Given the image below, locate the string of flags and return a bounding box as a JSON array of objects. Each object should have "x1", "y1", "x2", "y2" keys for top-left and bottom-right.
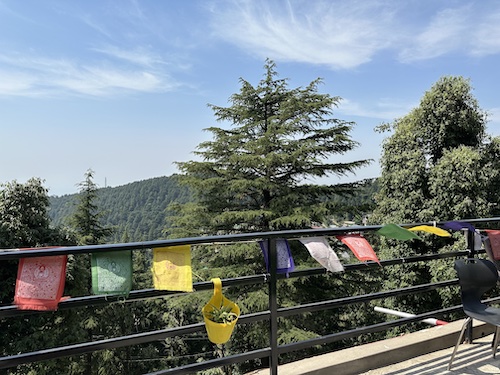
[{"x1": 10, "y1": 221, "x2": 494, "y2": 311}]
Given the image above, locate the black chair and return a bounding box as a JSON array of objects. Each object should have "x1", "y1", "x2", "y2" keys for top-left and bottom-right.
[{"x1": 448, "y1": 258, "x2": 500, "y2": 370}]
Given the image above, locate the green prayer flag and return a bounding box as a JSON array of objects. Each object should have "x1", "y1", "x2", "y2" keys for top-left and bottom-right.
[
  {"x1": 91, "y1": 250, "x2": 133, "y2": 296},
  {"x1": 376, "y1": 224, "x2": 422, "y2": 241}
]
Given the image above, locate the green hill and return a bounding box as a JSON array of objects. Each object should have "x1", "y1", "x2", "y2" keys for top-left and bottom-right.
[
  {"x1": 49, "y1": 176, "x2": 377, "y2": 243},
  {"x1": 49, "y1": 175, "x2": 191, "y2": 242}
]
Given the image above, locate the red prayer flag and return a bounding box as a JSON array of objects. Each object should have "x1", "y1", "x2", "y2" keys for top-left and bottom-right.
[
  {"x1": 336, "y1": 234, "x2": 380, "y2": 265},
  {"x1": 485, "y1": 230, "x2": 500, "y2": 260},
  {"x1": 14, "y1": 250, "x2": 67, "y2": 311}
]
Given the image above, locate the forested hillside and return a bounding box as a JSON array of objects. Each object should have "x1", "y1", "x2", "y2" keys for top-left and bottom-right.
[
  {"x1": 49, "y1": 175, "x2": 377, "y2": 243},
  {"x1": 49, "y1": 175, "x2": 192, "y2": 242}
]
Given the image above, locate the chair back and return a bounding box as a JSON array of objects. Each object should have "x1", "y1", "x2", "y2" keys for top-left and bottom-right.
[{"x1": 454, "y1": 258, "x2": 498, "y2": 312}]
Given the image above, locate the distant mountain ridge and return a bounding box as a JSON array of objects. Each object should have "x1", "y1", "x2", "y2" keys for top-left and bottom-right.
[
  {"x1": 49, "y1": 175, "x2": 191, "y2": 242},
  {"x1": 49, "y1": 175, "x2": 377, "y2": 243}
]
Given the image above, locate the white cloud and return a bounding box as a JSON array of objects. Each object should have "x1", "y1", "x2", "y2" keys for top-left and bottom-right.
[
  {"x1": 399, "y1": 5, "x2": 471, "y2": 62},
  {"x1": 337, "y1": 98, "x2": 416, "y2": 121},
  {"x1": 209, "y1": 0, "x2": 397, "y2": 69},
  {"x1": 0, "y1": 52, "x2": 175, "y2": 97},
  {"x1": 471, "y1": 11, "x2": 500, "y2": 56},
  {"x1": 92, "y1": 45, "x2": 166, "y2": 68},
  {"x1": 210, "y1": 1, "x2": 500, "y2": 68}
]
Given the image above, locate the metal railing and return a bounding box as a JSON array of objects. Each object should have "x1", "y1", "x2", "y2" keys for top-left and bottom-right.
[{"x1": 1, "y1": 218, "x2": 499, "y2": 374}]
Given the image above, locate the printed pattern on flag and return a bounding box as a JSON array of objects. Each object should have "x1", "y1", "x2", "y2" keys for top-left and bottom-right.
[
  {"x1": 92, "y1": 250, "x2": 132, "y2": 295},
  {"x1": 299, "y1": 237, "x2": 344, "y2": 272},
  {"x1": 336, "y1": 234, "x2": 380, "y2": 264},
  {"x1": 14, "y1": 254, "x2": 67, "y2": 311},
  {"x1": 152, "y1": 245, "x2": 193, "y2": 292}
]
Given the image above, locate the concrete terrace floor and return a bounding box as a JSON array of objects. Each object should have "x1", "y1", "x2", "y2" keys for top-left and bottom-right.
[{"x1": 246, "y1": 320, "x2": 500, "y2": 375}]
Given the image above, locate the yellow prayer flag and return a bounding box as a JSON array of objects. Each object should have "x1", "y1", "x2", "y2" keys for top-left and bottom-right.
[
  {"x1": 152, "y1": 245, "x2": 193, "y2": 292},
  {"x1": 408, "y1": 225, "x2": 451, "y2": 237}
]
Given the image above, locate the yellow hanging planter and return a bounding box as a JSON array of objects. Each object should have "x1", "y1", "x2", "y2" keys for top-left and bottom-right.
[{"x1": 202, "y1": 278, "x2": 240, "y2": 344}]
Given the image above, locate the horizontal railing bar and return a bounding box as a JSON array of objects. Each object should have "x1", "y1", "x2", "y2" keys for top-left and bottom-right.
[
  {"x1": 277, "y1": 279, "x2": 459, "y2": 317},
  {"x1": 0, "y1": 277, "x2": 459, "y2": 368},
  {"x1": 1, "y1": 217, "x2": 494, "y2": 260},
  {"x1": 277, "y1": 305, "x2": 463, "y2": 355},
  {"x1": 145, "y1": 348, "x2": 272, "y2": 375},
  {"x1": 2, "y1": 279, "x2": 498, "y2": 370},
  {"x1": 278, "y1": 295, "x2": 500, "y2": 355},
  {"x1": 0, "y1": 274, "x2": 270, "y2": 318},
  {"x1": 0, "y1": 250, "x2": 467, "y2": 318},
  {"x1": 0, "y1": 310, "x2": 271, "y2": 369}
]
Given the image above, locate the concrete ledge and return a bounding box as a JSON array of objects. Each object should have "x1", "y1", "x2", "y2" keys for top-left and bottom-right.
[{"x1": 247, "y1": 320, "x2": 494, "y2": 375}]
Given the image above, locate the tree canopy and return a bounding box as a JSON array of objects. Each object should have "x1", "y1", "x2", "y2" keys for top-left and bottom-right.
[
  {"x1": 370, "y1": 76, "x2": 500, "y2": 329},
  {"x1": 372, "y1": 76, "x2": 498, "y2": 224}
]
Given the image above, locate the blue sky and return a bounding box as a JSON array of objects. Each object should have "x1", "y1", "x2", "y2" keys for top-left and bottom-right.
[{"x1": 1, "y1": 0, "x2": 500, "y2": 196}]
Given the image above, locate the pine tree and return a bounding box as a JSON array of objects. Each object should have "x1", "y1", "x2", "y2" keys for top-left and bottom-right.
[
  {"x1": 170, "y1": 59, "x2": 370, "y2": 236},
  {"x1": 69, "y1": 169, "x2": 113, "y2": 245},
  {"x1": 168, "y1": 60, "x2": 372, "y2": 371}
]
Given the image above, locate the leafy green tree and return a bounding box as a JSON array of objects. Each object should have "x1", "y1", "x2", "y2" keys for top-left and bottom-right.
[
  {"x1": 170, "y1": 59, "x2": 370, "y2": 237},
  {"x1": 0, "y1": 178, "x2": 80, "y2": 375},
  {"x1": 0, "y1": 178, "x2": 72, "y2": 304},
  {"x1": 370, "y1": 76, "x2": 500, "y2": 330}
]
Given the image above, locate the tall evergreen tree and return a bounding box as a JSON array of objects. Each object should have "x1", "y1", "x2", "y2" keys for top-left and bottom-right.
[
  {"x1": 167, "y1": 60, "x2": 372, "y2": 372},
  {"x1": 170, "y1": 59, "x2": 370, "y2": 236},
  {"x1": 69, "y1": 169, "x2": 112, "y2": 245}
]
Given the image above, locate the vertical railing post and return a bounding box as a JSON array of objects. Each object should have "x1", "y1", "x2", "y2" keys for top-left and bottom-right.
[
  {"x1": 465, "y1": 228, "x2": 476, "y2": 343},
  {"x1": 268, "y1": 238, "x2": 279, "y2": 375}
]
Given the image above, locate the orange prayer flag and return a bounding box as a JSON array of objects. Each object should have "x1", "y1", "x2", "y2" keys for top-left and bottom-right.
[
  {"x1": 14, "y1": 249, "x2": 67, "y2": 311},
  {"x1": 336, "y1": 234, "x2": 380, "y2": 265}
]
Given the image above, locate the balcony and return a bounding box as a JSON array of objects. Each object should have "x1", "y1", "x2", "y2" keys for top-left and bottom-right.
[{"x1": 1, "y1": 218, "x2": 500, "y2": 374}]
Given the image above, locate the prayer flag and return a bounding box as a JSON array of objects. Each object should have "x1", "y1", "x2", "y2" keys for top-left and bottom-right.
[
  {"x1": 259, "y1": 239, "x2": 295, "y2": 274},
  {"x1": 376, "y1": 224, "x2": 422, "y2": 241},
  {"x1": 336, "y1": 234, "x2": 380, "y2": 264},
  {"x1": 485, "y1": 230, "x2": 500, "y2": 259},
  {"x1": 299, "y1": 237, "x2": 344, "y2": 272},
  {"x1": 152, "y1": 245, "x2": 193, "y2": 292},
  {"x1": 14, "y1": 252, "x2": 67, "y2": 311},
  {"x1": 91, "y1": 250, "x2": 132, "y2": 295},
  {"x1": 408, "y1": 225, "x2": 451, "y2": 237},
  {"x1": 440, "y1": 221, "x2": 476, "y2": 232}
]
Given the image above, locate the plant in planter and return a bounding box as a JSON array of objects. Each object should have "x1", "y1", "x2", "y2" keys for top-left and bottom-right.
[
  {"x1": 202, "y1": 278, "x2": 240, "y2": 344},
  {"x1": 206, "y1": 303, "x2": 238, "y2": 324}
]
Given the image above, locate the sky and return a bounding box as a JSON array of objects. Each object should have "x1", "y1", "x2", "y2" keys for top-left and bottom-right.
[{"x1": 1, "y1": 0, "x2": 500, "y2": 196}]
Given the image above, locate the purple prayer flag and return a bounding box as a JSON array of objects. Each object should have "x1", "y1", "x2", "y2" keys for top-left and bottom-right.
[
  {"x1": 440, "y1": 221, "x2": 476, "y2": 232},
  {"x1": 259, "y1": 239, "x2": 295, "y2": 274}
]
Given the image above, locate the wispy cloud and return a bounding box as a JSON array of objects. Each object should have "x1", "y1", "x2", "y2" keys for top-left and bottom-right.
[
  {"x1": 471, "y1": 10, "x2": 500, "y2": 56},
  {"x1": 399, "y1": 5, "x2": 472, "y2": 62},
  {"x1": 0, "y1": 52, "x2": 174, "y2": 97},
  {"x1": 209, "y1": 0, "x2": 500, "y2": 68},
  {"x1": 337, "y1": 98, "x2": 416, "y2": 121},
  {"x1": 92, "y1": 45, "x2": 167, "y2": 68},
  {"x1": 209, "y1": 0, "x2": 397, "y2": 69},
  {"x1": 0, "y1": 1, "x2": 184, "y2": 98}
]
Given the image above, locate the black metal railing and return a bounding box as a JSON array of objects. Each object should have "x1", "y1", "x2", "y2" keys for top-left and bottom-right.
[{"x1": 1, "y1": 218, "x2": 499, "y2": 374}]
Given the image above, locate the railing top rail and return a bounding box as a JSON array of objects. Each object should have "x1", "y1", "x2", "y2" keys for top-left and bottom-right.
[{"x1": 1, "y1": 217, "x2": 498, "y2": 260}]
